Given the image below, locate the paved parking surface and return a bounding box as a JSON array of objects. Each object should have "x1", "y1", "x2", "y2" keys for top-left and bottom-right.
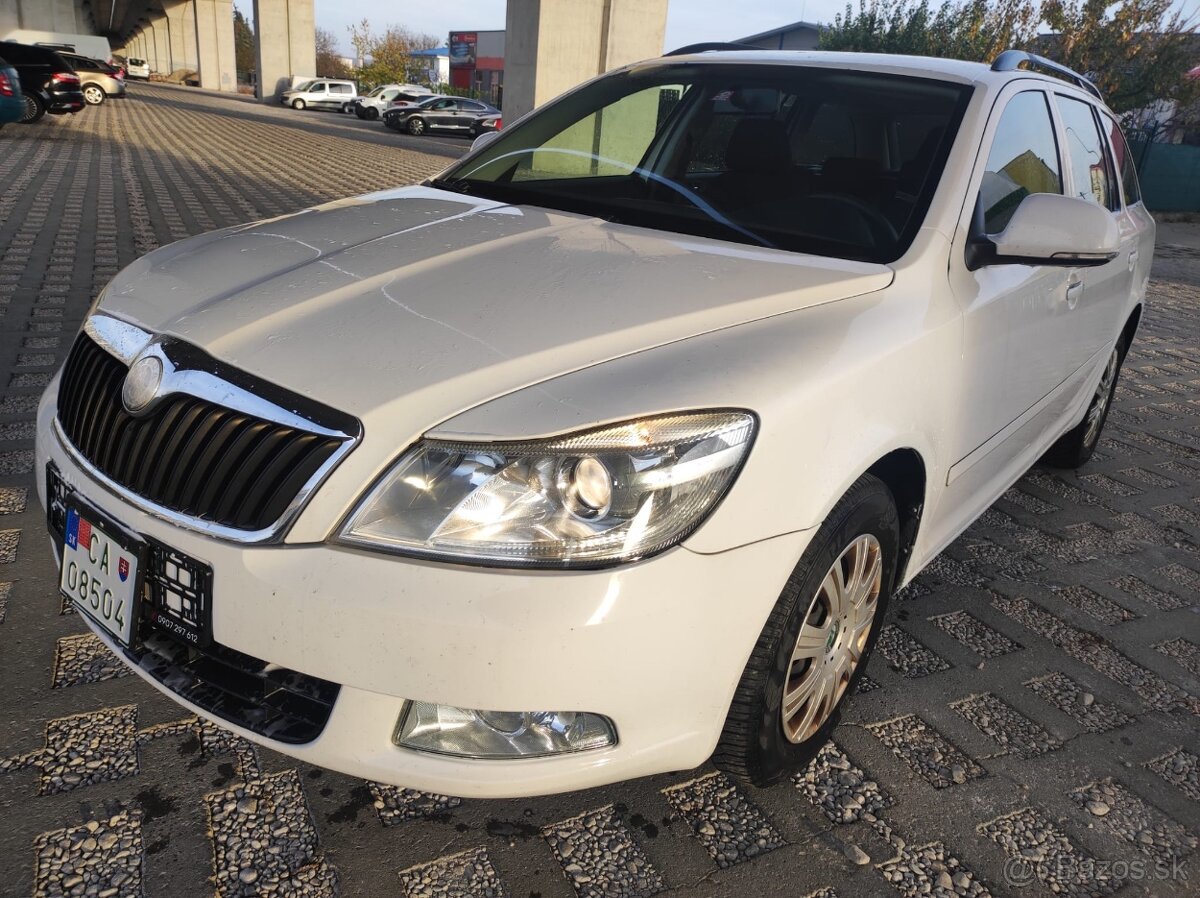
[{"x1": 0, "y1": 84, "x2": 1197, "y2": 898}]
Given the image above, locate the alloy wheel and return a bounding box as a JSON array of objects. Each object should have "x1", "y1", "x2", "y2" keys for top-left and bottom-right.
[
  {"x1": 1084, "y1": 347, "x2": 1120, "y2": 448},
  {"x1": 782, "y1": 533, "x2": 882, "y2": 743},
  {"x1": 20, "y1": 95, "x2": 39, "y2": 122},
  {"x1": 84, "y1": 85, "x2": 104, "y2": 105},
  {"x1": 408, "y1": 117, "x2": 425, "y2": 135}
]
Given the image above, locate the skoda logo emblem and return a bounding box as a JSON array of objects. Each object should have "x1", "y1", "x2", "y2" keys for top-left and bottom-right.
[{"x1": 122, "y1": 355, "x2": 164, "y2": 414}]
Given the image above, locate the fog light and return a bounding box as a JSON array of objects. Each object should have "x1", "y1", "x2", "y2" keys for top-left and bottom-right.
[{"x1": 394, "y1": 703, "x2": 616, "y2": 759}]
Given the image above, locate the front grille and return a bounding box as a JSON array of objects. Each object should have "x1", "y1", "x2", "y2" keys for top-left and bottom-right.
[
  {"x1": 57, "y1": 332, "x2": 352, "y2": 533},
  {"x1": 128, "y1": 627, "x2": 340, "y2": 744}
]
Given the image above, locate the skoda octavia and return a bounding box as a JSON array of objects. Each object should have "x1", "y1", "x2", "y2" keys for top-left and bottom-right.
[{"x1": 37, "y1": 48, "x2": 1153, "y2": 796}]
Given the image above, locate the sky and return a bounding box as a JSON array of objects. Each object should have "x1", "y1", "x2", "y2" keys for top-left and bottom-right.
[{"x1": 268, "y1": 0, "x2": 1200, "y2": 58}]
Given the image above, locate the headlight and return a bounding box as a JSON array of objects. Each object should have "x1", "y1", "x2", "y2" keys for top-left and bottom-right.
[{"x1": 338, "y1": 410, "x2": 756, "y2": 567}]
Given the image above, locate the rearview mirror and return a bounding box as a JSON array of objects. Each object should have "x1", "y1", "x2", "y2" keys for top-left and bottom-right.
[
  {"x1": 471, "y1": 130, "x2": 501, "y2": 153},
  {"x1": 975, "y1": 193, "x2": 1119, "y2": 269}
]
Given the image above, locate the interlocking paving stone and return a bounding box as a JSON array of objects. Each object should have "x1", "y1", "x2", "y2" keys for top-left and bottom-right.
[
  {"x1": 950, "y1": 693, "x2": 1062, "y2": 758},
  {"x1": 36, "y1": 705, "x2": 140, "y2": 795},
  {"x1": 206, "y1": 768, "x2": 337, "y2": 898},
  {"x1": 1145, "y1": 748, "x2": 1200, "y2": 802},
  {"x1": 1108, "y1": 574, "x2": 1188, "y2": 611},
  {"x1": 1069, "y1": 778, "x2": 1197, "y2": 866},
  {"x1": 398, "y1": 846, "x2": 509, "y2": 898},
  {"x1": 978, "y1": 807, "x2": 1123, "y2": 898},
  {"x1": 1000, "y1": 487, "x2": 1059, "y2": 515},
  {"x1": 875, "y1": 625, "x2": 952, "y2": 678},
  {"x1": 1155, "y1": 562, "x2": 1200, "y2": 592},
  {"x1": 542, "y1": 806, "x2": 665, "y2": 898},
  {"x1": 50, "y1": 633, "x2": 131, "y2": 688},
  {"x1": 367, "y1": 782, "x2": 463, "y2": 826},
  {"x1": 928, "y1": 610, "x2": 1021, "y2": 657},
  {"x1": 0, "y1": 394, "x2": 40, "y2": 414},
  {"x1": 867, "y1": 715, "x2": 984, "y2": 789},
  {"x1": 873, "y1": 833, "x2": 992, "y2": 897},
  {"x1": 991, "y1": 595, "x2": 1196, "y2": 713},
  {"x1": 1052, "y1": 585, "x2": 1137, "y2": 624},
  {"x1": 662, "y1": 771, "x2": 784, "y2": 867},
  {"x1": 1024, "y1": 672, "x2": 1132, "y2": 733},
  {"x1": 1118, "y1": 466, "x2": 1177, "y2": 487},
  {"x1": 794, "y1": 741, "x2": 892, "y2": 824},
  {"x1": 1155, "y1": 638, "x2": 1200, "y2": 678},
  {"x1": 32, "y1": 806, "x2": 143, "y2": 898}
]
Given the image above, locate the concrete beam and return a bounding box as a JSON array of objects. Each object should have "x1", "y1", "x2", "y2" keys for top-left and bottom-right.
[
  {"x1": 0, "y1": 0, "x2": 83, "y2": 34},
  {"x1": 194, "y1": 0, "x2": 236, "y2": 91},
  {"x1": 164, "y1": 0, "x2": 197, "y2": 72},
  {"x1": 252, "y1": 0, "x2": 315, "y2": 101},
  {"x1": 503, "y1": 0, "x2": 667, "y2": 122}
]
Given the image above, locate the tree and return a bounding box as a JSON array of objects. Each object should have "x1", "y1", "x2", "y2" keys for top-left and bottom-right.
[
  {"x1": 1040, "y1": 0, "x2": 1199, "y2": 115},
  {"x1": 346, "y1": 19, "x2": 440, "y2": 89},
  {"x1": 233, "y1": 5, "x2": 255, "y2": 78},
  {"x1": 315, "y1": 27, "x2": 351, "y2": 79},
  {"x1": 820, "y1": 0, "x2": 1039, "y2": 59}
]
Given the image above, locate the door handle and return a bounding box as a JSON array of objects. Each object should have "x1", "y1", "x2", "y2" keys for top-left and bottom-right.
[
  {"x1": 1128, "y1": 250, "x2": 1139, "y2": 271},
  {"x1": 1066, "y1": 280, "x2": 1083, "y2": 309}
]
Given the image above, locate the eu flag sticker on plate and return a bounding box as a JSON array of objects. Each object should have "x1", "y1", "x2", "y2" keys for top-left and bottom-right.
[{"x1": 65, "y1": 508, "x2": 79, "y2": 550}]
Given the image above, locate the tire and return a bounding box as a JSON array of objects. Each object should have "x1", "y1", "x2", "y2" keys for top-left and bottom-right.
[
  {"x1": 1041, "y1": 341, "x2": 1124, "y2": 468},
  {"x1": 407, "y1": 116, "x2": 426, "y2": 136},
  {"x1": 714, "y1": 474, "x2": 899, "y2": 786},
  {"x1": 291, "y1": 98, "x2": 305, "y2": 110},
  {"x1": 20, "y1": 93, "x2": 45, "y2": 124},
  {"x1": 355, "y1": 107, "x2": 366, "y2": 119},
  {"x1": 366, "y1": 107, "x2": 379, "y2": 121},
  {"x1": 83, "y1": 84, "x2": 106, "y2": 105}
]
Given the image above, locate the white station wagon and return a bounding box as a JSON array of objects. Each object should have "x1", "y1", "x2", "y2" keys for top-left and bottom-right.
[{"x1": 37, "y1": 47, "x2": 1153, "y2": 797}]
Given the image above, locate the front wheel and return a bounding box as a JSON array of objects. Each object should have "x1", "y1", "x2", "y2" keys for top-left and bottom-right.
[
  {"x1": 1042, "y1": 343, "x2": 1123, "y2": 469},
  {"x1": 407, "y1": 116, "x2": 426, "y2": 135},
  {"x1": 20, "y1": 93, "x2": 46, "y2": 123},
  {"x1": 366, "y1": 107, "x2": 379, "y2": 120},
  {"x1": 714, "y1": 474, "x2": 898, "y2": 786},
  {"x1": 291, "y1": 98, "x2": 305, "y2": 110},
  {"x1": 83, "y1": 84, "x2": 106, "y2": 105}
]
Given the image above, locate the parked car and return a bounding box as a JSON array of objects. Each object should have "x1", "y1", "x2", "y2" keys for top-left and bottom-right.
[
  {"x1": 0, "y1": 54, "x2": 24, "y2": 129},
  {"x1": 353, "y1": 83, "x2": 432, "y2": 120},
  {"x1": 37, "y1": 48, "x2": 1152, "y2": 798},
  {"x1": 281, "y1": 79, "x2": 356, "y2": 111},
  {"x1": 60, "y1": 52, "x2": 126, "y2": 105},
  {"x1": 124, "y1": 57, "x2": 150, "y2": 80},
  {"x1": 383, "y1": 95, "x2": 498, "y2": 135},
  {"x1": 0, "y1": 41, "x2": 84, "y2": 123},
  {"x1": 469, "y1": 112, "x2": 501, "y2": 137}
]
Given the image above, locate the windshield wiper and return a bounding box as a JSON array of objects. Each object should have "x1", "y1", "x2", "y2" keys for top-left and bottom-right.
[{"x1": 428, "y1": 176, "x2": 473, "y2": 194}]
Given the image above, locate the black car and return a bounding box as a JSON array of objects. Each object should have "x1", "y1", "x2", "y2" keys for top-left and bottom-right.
[
  {"x1": 383, "y1": 96, "x2": 500, "y2": 136},
  {"x1": 0, "y1": 41, "x2": 84, "y2": 123}
]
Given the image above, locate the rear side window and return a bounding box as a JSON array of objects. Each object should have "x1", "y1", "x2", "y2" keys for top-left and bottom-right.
[
  {"x1": 332, "y1": 84, "x2": 353, "y2": 94},
  {"x1": 1103, "y1": 113, "x2": 1141, "y2": 206},
  {"x1": 1056, "y1": 95, "x2": 1117, "y2": 211},
  {"x1": 980, "y1": 91, "x2": 1062, "y2": 233}
]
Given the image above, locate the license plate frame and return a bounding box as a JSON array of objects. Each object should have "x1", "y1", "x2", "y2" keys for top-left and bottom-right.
[{"x1": 58, "y1": 497, "x2": 144, "y2": 649}]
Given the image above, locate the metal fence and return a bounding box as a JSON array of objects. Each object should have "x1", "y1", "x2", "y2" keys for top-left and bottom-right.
[{"x1": 1128, "y1": 140, "x2": 1200, "y2": 212}]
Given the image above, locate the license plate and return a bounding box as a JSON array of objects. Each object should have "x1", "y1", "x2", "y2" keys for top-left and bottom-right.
[{"x1": 60, "y1": 506, "x2": 141, "y2": 647}]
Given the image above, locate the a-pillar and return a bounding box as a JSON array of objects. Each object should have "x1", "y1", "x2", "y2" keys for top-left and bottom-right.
[
  {"x1": 252, "y1": 0, "x2": 315, "y2": 101},
  {"x1": 503, "y1": 0, "x2": 668, "y2": 122},
  {"x1": 164, "y1": 0, "x2": 198, "y2": 73},
  {"x1": 193, "y1": 0, "x2": 236, "y2": 92}
]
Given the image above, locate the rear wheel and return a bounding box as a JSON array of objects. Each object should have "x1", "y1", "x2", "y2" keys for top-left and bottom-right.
[
  {"x1": 20, "y1": 93, "x2": 45, "y2": 123},
  {"x1": 291, "y1": 98, "x2": 305, "y2": 110},
  {"x1": 1042, "y1": 342, "x2": 1123, "y2": 469},
  {"x1": 714, "y1": 474, "x2": 898, "y2": 786},
  {"x1": 366, "y1": 107, "x2": 379, "y2": 120},
  {"x1": 407, "y1": 116, "x2": 426, "y2": 135},
  {"x1": 83, "y1": 84, "x2": 106, "y2": 105}
]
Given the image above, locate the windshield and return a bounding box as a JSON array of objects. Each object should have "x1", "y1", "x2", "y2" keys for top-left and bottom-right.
[
  {"x1": 444, "y1": 64, "x2": 971, "y2": 262},
  {"x1": 292, "y1": 80, "x2": 314, "y2": 91}
]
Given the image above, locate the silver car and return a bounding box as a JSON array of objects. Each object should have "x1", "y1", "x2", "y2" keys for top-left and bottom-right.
[{"x1": 62, "y1": 53, "x2": 126, "y2": 106}]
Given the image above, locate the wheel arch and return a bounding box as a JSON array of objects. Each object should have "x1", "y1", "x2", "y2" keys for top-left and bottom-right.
[
  {"x1": 1120, "y1": 303, "x2": 1142, "y2": 354},
  {"x1": 864, "y1": 448, "x2": 927, "y2": 588}
]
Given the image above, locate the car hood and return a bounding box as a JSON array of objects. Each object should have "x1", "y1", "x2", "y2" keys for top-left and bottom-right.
[{"x1": 97, "y1": 186, "x2": 893, "y2": 426}]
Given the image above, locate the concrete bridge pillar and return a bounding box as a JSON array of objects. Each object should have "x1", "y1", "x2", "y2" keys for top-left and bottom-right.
[
  {"x1": 149, "y1": 16, "x2": 169, "y2": 72},
  {"x1": 252, "y1": 0, "x2": 316, "y2": 101},
  {"x1": 164, "y1": 0, "x2": 197, "y2": 72},
  {"x1": 503, "y1": 0, "x2": 668, "y2": 122},
  {"x1": 193, "y1": 0, "x2": 236, "y2": 91}
]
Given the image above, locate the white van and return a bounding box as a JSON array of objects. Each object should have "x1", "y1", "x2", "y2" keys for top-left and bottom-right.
[
  {"x1": 123, "y1": 57, "x2": 150, "y2": 79},
  {"x1": 280, "y1": 79, "x2": 356, "y2": 111}
]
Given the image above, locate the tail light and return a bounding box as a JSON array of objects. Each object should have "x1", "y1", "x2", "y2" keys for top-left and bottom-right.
[
  {"x1": 0, "y1": 73, "x2": 12, "y2": 97},
  {"x1": 496, "y1": 118, "x2": 503, "y2": 129},
  {"x1": 51, "y1": 72, "x2": 81, "y2": 86}
]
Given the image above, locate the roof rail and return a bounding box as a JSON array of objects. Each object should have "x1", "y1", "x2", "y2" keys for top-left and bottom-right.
[
  {"x1": 664, "y1": 42, "x2": 761, "y2": 57},
  {"x1": 991, "y1": 49, "x2": 1102, "y2": 100}
]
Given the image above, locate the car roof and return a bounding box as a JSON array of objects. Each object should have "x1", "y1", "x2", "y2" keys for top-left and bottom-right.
[{"x1": 638, "y1": 50, "x2": 1104, "y2": 104}]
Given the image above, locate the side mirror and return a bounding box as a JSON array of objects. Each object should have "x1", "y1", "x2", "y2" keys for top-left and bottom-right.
[
  {"x1": 470, "y1": 130, "x2": 501, "y2": 153},
  {"x1": 975, "y1": 193, "x2": 1119, "y2": 269}
]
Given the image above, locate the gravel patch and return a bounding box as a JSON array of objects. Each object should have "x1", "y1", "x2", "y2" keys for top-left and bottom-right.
[
  {"x1": 1024, "y1": 672, "x2": 1132, "y2": 733},
  {"x1": 928, "y1": 610, "x2": 1021, "y2": 657},
  {"x1": 1069, "y1": 778, "x2": 1197, "y2": 867},
  {"x1": 662, "y1": 771, "x2": 784, "y2": 867},
  {"x1": 950, "y1": 693, "x2": 1062, "y2": 758},
  {"x1": 1154, "y1": 638, "x2": 1200, "y2": 678},
  {"x1": 978, "y1": 806, "x2": 1122, "y2": 898},
  {"x1": 793, "y1": 741, "x2": 892, "y2": 824},
  {"x1": 1144, "y1": 747, "x2": 1200, "y2": 802},
  {"x1": 867, "y1": 715, "x2": 984, "y2": 789},
  {"x1": 51, "y1": 633, "x2": 131, "y2": 688},
  {"x1": 1050, "y1": 585, "x2": 1137, "y2": 625},
  {"x1": 875, "y1": 837, "x2": 992, "y2": 897},
  {"x1": 542, "y1": 805, "x2": 665, "y2": 898},
  {"x1": 1108, "y1": 574, "x2": 1188, "y2": 611},
  {"x1": 398, "y1": 846, "x2": 508, "y2": 898},
  {"x1": 368, "y1": 782, "x2": 462, "y2": 826},
  {"x1": 0, "y1": 486, "x2": 27, "y2": 513},
  {"x1": 33, "y1": 807, "x2": 143, "y2": 898},
  {"x1": 876, "y1": 625, "x2": 952, "y2": 678},
  {"x1": 37, "y1": 704, "x2": 139, "y2": 795}
]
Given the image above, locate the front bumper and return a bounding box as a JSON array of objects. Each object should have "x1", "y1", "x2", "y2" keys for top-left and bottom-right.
[{"x1": 36, "y1": 385, "x2": 809, "y2": 797}]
